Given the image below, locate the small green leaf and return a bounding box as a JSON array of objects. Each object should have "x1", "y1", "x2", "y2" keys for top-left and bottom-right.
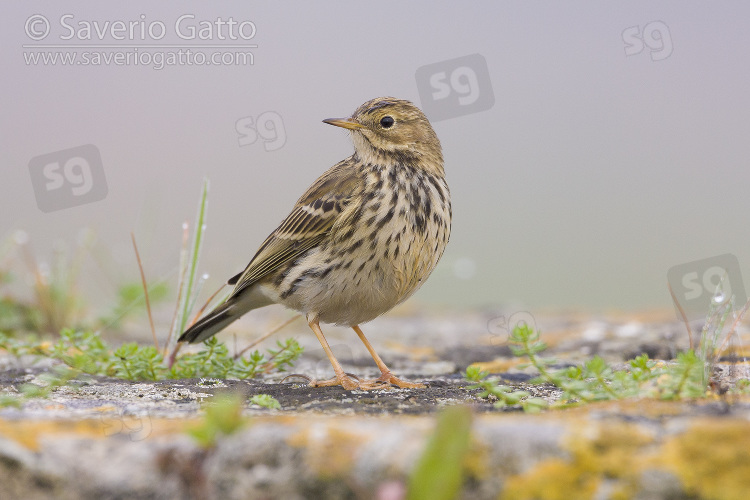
[
  {"x1": 407, "y1": 405, "x2": 473, "y2": 500},
  {"x1": 250, "y1": 394, "x2": 281, "y2": 410},
  {"x1": 188, "y1": 393, "x2": 246, "y2": 448}
]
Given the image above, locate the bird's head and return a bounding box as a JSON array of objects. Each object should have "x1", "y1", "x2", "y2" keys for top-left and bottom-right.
[{"x1": 324, "y1": 97, "x2": 443, "y2": 174}]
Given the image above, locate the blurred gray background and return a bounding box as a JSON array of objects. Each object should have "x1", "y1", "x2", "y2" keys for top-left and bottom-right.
[{"x1": 2, "y1": 2, "x2": 749, "y2": 317}]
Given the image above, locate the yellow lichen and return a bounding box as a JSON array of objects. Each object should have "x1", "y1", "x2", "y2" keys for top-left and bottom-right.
[
  {"x1": 0, "y1": 419, "x2": 106, "y2": 450},
  {"x1": 501, "y1": 457, "x2": 600, "y2": 500},
  {"x1": 288, "y1": 424, "x2": 372, "y2": 479},
  {"x1": 463, "y1": 438, "x2": 490, "y2": 481},
  {"x1": 500, "y1": 423, "x2": 653, "y2": 500},
  {"x1": 0, "y1": 417, "x2": 193, "y2": 450},
  {"x1": 661, "y1": 419, "x2": 750, "y2": 500}
]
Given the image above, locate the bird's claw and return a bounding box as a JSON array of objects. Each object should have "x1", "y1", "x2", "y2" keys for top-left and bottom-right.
[
  {"x1": 281, "y1": 373, "x2": 315, "y2": 385},
  {"x1": 282, "y1": 372, "x2": 361, "y2": 391},
  {"x1": 360, "y1": 371, "x2": 426, "y2": 389},
  {"x1": 282, "y1": 371, "x2": 424, "y2": 390}
]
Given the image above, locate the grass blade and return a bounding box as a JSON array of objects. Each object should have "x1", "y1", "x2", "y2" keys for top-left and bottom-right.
[
  {"x1": 407, "y1": 406, "x2": 472, "y2": 500},
  {"x1": 131, "y1": 233, "x2": 158, "y2": 350},
  {"x1": 164, "y1": 222, "x2": 190, "y2": 355},
  {"x1": 179, "y1": 178, "x2": 209, "y2": 334}
]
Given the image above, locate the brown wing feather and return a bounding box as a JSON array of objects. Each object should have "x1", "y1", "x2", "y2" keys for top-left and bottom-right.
[{"x1": 227, "y1": 157, "x2": 362, "y2": 296}]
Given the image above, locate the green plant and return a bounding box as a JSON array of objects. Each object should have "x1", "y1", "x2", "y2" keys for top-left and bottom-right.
[
  {"x1": 0, "y1": 229, "x2": 176, "y2": 339},
  {"x1": 0, "y1": 231, "x2": 92, "y2": 336},
  {"x1": 465, "y1": 365, "x2": 546, "y2": 412},
  {"x1": 0, "y1": 328, "x2": 302, "y2": 382},
  {"x1": 407, "y1": 405, "x2": 473, "y2": 500},
  {"x1": 249, "y1": 394, "x2": 281, "y2": 409},
  {"x1": 0, "y1": 364, "x2": 79, "y2": 408},
  {"x1": 170, "y1": 336, "x2": 302, "y2": 380},
  {"x1": 113, "y1": 343, "x2": 166, "y2": 380},
  {"x1": 468, "y1": 278, "x2": 749, "y2": 412},
  {"x1": 188, "y1": 393, "x2": 247, "y2": 448},
  {"x1": 131, "y1": 178, "x2": 280, "y2": 371},
  {"x1": 0, "y1": 179, "x2": 302, "y2": 401},
  {"x1": 0, "y1": 297, "x2": 40, "y2": 335},
  {"x1": 671, "y1": 275, "x2": 750, "y2": 390},
  {"x1": 165, "y1": 178, "x2": 212, "y2": 357},
  {"x1": 697, "y1": 277, "x2": 738, "y2": 386},
  {"x1": 49, "y1": 329, "x2": 115, "y2": 375},
  {"x1": 467, "y1": 323, "x2": 715, "y2": 411},
  {"x1": 120, "y1": 179, "x2": 301, "y2": 377}
]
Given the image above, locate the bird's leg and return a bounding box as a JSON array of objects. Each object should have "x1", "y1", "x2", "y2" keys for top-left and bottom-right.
[
  {"x1": 302, "y1": 315, "x2": 360, "y2": 390},
  {"x1": 352, "y1": 325, "x2": 426, "y2": 389}
]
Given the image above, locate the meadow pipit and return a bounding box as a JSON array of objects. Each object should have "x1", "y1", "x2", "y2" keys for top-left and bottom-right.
[{"x1": 179, "y1": 97, "x2": 451, "y2": 390}]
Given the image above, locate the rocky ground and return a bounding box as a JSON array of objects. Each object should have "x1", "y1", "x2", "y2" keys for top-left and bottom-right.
[{"x1": 1, "y1": 307, "x2": 749, "y2": 499}]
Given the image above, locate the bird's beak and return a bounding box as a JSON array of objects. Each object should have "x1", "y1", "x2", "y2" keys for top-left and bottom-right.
[{"x1": 323, "y1": 117, "x2": 364, "y2": 130}]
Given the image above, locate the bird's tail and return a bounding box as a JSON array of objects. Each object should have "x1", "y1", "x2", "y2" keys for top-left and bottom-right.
[
  {"x1": 178, "y1": 281, "x2": 274, "y2": 344},
  {"x1": 177, "y1": 284, "x2": 275, "y2": 344},
  {"x1": 177, "y1": 299, "x2": 242, "y2": 344}
]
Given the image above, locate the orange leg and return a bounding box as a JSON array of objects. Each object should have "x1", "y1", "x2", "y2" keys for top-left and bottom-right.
[
  {"x1": 352, "y1": 325, "x2": 426, "y2": 389},
  {"x1": 303, "y1": 315, "x2": 359, "y2": 390}
]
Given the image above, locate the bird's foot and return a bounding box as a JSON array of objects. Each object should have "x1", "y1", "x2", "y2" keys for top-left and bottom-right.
[
  {"x1": 282, "y1": 372, "x2": 361, "y2": 391},
  {"x1": 282, "y1": 371, "x2": 424, "y2": 390},
  {"x1": 359, "y1": 371, "x2": 426, "y2": 389}
]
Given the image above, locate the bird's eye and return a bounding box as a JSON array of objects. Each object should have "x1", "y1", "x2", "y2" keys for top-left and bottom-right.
[{"x1": 379, "y1": 116, "x2": 395, "y2": 129}]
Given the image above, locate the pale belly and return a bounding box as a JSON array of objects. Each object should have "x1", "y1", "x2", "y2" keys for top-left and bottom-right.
[
  {"x1": 267, "y1": 214, "x2": 449, "y2": 325},
  {"x1": 260, "y1": 164, "x2": 451, "y2": 326},
  {"x1": 265, "y1": 224, "x2": 445, "y2": 325}
]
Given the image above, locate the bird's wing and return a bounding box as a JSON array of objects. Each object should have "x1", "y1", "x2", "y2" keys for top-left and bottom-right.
[{"x1": 226, "y1": 158, "x2": 361, "y2": 296}]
